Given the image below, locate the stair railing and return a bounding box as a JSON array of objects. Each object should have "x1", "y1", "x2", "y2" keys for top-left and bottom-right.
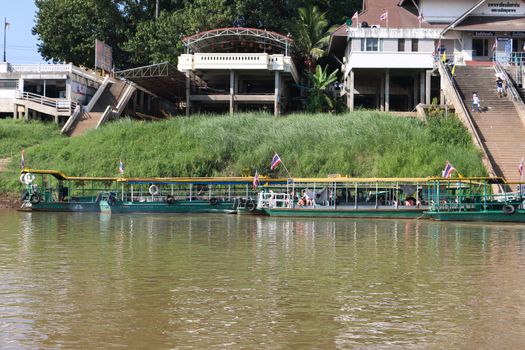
[
  {"x1": 85, "y1": 75, "x2": 110, "y2": 113},
  {"x1": 60, "y1": 105, "x2": 82, "y2": 135},
  {"x1": 438, "y1": 60, "x2": 504, "y2": 193},
  {"x1": 495, "y1": 61, "x2": 525, "y2": 124}
]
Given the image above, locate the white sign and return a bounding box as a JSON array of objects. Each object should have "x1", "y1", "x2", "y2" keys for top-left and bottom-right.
[{"x1": 474, "y1": 1, "x2": 525, "y2": 16}]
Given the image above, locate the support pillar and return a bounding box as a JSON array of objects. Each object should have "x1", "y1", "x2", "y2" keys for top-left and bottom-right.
[
  {"x1": 185, "y1": 71, "x2": 190, "y2": 117},
  {"x1": 439, "y1": 75, "x2": 445, "y2": 105},
  {"x1": 229, "y1": 70, "x2": 235, "y2": 115},
  {"x1": 349, "y1": 70, "x2": 355, "y2": 112},
  {"x1": 425, "y1": 69, "x2": 432, "y2": 105},
  {"x1": 413, "y1": 74, "x2": 418, "y2": 109},
  {"x1": 385, "y1": 69, "x2": 390, "y2": 112},
  {"x1": 419, "y1": 70, "x2": 425, "y2": 104},
  {"x1": 274, "y1": 70, "x2": 281, "y2": 116},
  {"x1": 380, "y1": 74, "x2": 385, "y2": 111}
]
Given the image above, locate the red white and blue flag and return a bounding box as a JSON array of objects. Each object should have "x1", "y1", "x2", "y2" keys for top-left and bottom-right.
[
  {"x1": 519, "y1": 157, "x2": 523, "y2": 176},
  {"x1": 253, "y1": 170, "x2": 259, "y2": 189},
  {"x1": 442, "y1": 161, "x2": 456, "y2": 178},
  {"x1": 118, "y1": 159, "x2": 125, "y2": 174},
  {"x1": 417, "y1": 13, "x2": 425, "y2": 24},
  {"x1": 270, "y1": 153, "x2": 282, "y2": 170},
  {"x1": 20, "y1": 149, "x2": 25, "y2": 169},
  {"x1": 380, "y1": 11, "x2": 388, "y2": 21}
]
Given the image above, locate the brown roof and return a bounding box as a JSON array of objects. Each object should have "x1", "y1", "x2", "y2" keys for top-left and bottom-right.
[
  {"x1": 453, "y1": 16, "x2": 525, "y2": 31},
  {"x1": 329, "y1": 0, "x2": 445, "y2": 55},
  {"x1": 340, "y1": 0, "x2": 445, "y2": 31}
]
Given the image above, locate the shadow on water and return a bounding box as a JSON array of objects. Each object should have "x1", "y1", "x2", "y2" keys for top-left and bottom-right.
[{"x1": 1, "y1": 210, "x2": 525, "y2": 349}]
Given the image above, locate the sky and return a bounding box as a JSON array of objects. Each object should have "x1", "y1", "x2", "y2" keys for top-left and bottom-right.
[{"x1": 2, "y1": 0, "x2": 44, "y2": 63}]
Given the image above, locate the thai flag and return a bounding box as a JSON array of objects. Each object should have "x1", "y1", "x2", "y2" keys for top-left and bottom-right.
[
  {"x1": 253, "y1": 170, "x2": 259, "y2": 189},
  {"x1": 417, "y1": 13, "x2": 424, "y2": 24},
  {"x1": 20, "y1": 149, "x2": 25, "y2": 169},
  {"x1": 379, "y1": 11, "x2": 388, "y2": 21},
  {"x1": 352, "y1": 11, "x2": 358, "y2": 21},
  {"x1": 270, "y1": 153, "x2": 282, "y2": 170},
  {"x1": 492, "y1": 39, "x2": 497, "y2": 52},
  {"x1": 442, "y1": 162, "x2": 456, "y2": 178},
  {"x1": 519, "y1": 157, "x2": 523, "y2": 176},
  {"x1": 118, "y1": 159, "x2": 124, "y2": 174}
]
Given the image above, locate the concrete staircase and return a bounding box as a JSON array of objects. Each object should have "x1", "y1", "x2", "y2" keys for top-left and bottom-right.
[
  {"x1": 454, "y1": 66, "x2": 525, "y2": 184},
  {"x1": 69, "y1": 80, "x2": 128, "y2": 136}
]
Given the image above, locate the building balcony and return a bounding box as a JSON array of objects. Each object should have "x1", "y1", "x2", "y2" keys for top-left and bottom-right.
[
  {"x1": 346, "y1": 51, "x2": 435, "y2": 71},
  {"x1": 347, "y1": 27, "x2": 441, "y2": 39},
  {"x1": 178, "y1": 53, "x2": 298, "y2": 82}
]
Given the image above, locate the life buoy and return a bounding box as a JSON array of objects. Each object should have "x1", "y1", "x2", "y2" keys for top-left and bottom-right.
[
  {"x1": 209, "y1": 197, "x2": 219, "y2": 206},
  {"x1": 246, "y1": 200, "x2": 256, "y2": 212},
  {"x1": 24, "y1": 173, "x2": 35, "y2": 185},
  {"x1": 30, "y1": 193, "x2": 40, "y2": 204},
  {"x1": 19, "y1": 174, "x2": 26, "y2": 184},
  {"x1": 503, "y1": 204, "x2": 515, "y2": 215},
  {"x1": 166, "y1": 195, "x2": 175, "y2": 204},
  {"x1": 149, "y1": 185, "x2": 159, "y2": 196}
]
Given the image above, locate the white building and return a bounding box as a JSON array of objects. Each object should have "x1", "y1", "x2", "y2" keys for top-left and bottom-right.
[
  {"x1": 0, "y1": 61, "x2": 103, "y2": 123},
  {"x1": 329, "y1": 0, "x2": 525, "y2": 111}
]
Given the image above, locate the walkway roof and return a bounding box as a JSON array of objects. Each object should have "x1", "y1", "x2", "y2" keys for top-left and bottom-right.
[
  {"x1": 116, "y1": 62, "x2": 206, "y2": 101},
  {"x1": 182, "y1": 27, "x2": 295, "y2": 55}
]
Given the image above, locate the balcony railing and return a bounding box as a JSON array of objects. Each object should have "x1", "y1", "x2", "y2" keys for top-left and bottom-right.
[{"x1": 16, "y1": 91, "x2": 77, "y2": 114}]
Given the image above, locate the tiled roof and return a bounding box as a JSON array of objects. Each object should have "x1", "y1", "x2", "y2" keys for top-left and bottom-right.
[{"x1": 332, "y1": 0, "x2": 445, "y2": 38}]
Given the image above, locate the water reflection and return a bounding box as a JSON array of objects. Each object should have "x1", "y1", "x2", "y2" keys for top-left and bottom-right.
[{"x1": 0, "y1": 211, "x2": 525, "y2": 348}]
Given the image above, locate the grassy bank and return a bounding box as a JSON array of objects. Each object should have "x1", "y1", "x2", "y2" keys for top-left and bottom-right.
[{"x1": 0, "y1": 111, "x2": 486, "y2": 195}]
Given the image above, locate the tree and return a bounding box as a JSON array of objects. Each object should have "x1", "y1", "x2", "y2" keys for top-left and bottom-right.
[
  {"x1": 292, "y1": 2, "x2": 333, "y2": 70},
  {"x1": 125, "y1": 0, "x2": 234, "y2": 66},
  {"x1": 306, "y1": 65, "x2": 338, "y2": 113},
  {"x1": 33, "y1": 0, "x2": 128, "y2": 68}
]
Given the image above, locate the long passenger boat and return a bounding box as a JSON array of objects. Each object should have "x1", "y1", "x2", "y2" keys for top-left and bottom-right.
[
  {"x1": 19, "y1": 169, "x2": 117, "y2": 212},
  {"x1": 97, "y1": 176, "x2": 282, "y2": 214},
  {"x1": 253, "y1": 177, "x2": 429, "y2": 219}
]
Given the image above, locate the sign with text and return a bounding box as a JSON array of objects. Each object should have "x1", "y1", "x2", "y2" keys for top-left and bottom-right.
[
  {"x1": 474, "y1": 1, "x2": 525, "y2": 16},
  {"x1": 95, "y1": 39, "x2": 113, "y2": 73}
]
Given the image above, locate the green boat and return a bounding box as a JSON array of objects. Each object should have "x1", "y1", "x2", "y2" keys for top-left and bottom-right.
[
  {"x1": 425, "y1": 177, "x2": 525, "y2": 222},
  {"x1": 97, "y1": 176, "x2": 283, "y2": 214},
  {"x1": 20, "y1": 169, "x2": 117, "y2": 212},
  {"x1": 253, "y1": 177, "x2": 429, "y2": 219}
]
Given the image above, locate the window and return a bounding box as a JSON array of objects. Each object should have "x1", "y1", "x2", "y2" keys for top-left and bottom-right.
[
  {"x1": 0, "y1": 80, "x2": 18, "y2": 89},
  {"x1": 361, "y1": 38, "x2": 380, "y2": 52},
  {"x1": 398, "y1": 39, "x2": 405, "y2": 52},
  {"x1": 411, "y1": 39, "x2": 419, "y2": 52}
]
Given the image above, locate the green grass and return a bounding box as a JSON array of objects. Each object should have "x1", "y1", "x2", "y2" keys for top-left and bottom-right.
[
  {"x1": 0, "y1": 119, "x2": 59, "y2": 158},
  {"x1": 0, "y1": 111, "x2": 487, "y2": 195}
]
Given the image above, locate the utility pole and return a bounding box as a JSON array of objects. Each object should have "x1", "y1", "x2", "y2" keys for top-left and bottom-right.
[
  {"x1": 155, "y1": 0, "x2": 159, "y2": 19},
  {"x1": 3, "y1": 18, "x2": 8, "y2": 62}
]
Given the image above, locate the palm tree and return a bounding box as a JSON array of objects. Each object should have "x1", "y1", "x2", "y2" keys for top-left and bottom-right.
[
  {"x1": 292, "y1": 2, "x2": 333, "y2": 70},
  {"x1": 306, "y1": 65, "x2": 339, "y2": 112}
]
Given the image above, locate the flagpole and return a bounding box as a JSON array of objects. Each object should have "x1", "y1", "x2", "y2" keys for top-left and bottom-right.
[
  {"x1": 3, "y1": 18, "x2": 7, "y2": 62},
  {"x1": 273, "y1": 151, "x2": 292, "y2": 179}
]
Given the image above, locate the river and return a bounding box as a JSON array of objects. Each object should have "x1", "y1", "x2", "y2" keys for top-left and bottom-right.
[{"x1": 1, "y1": 210, "x2": 524, "y2": 349}]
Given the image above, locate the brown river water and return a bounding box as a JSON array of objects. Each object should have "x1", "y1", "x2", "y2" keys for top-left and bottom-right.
[{"x1": 1, "y1": 210, "x2": 525, "y2": 349}]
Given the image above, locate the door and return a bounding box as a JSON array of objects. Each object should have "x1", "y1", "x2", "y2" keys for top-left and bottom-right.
[{"x1": 472, "y1": 38, "x2": 489, "y2": 59}]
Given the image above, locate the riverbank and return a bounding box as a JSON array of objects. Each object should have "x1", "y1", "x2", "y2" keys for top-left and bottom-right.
[{"x1": 0, "y1": 111, "x2": 486, "y2": 199}]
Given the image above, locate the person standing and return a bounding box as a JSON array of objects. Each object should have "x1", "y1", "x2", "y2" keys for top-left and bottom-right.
[
  {"x1": 472, "y1": 93, "x2": 480, "y2": 113},
  {"x1": 496, "y1": 77, "x2": 504, "y2": 98}
]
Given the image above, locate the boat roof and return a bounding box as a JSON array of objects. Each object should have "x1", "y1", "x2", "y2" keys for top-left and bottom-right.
[
  {"x1": 21, "y1": 169, "x2": 118, "y2": 182},
  {"x1": 20, "y1": 169, "x2": 509, "y2": 185}
]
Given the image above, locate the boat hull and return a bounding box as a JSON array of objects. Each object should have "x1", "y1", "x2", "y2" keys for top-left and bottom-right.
[
  {"x1": 428, "y1": 210, "x2": 525, "y2": 222},
  {"x1": 30, "y1": 201, "x2": 100, "y2": 212},
  {"x1": 259, "y1": 207, "x2": 426, "y2": 219},
  {"x1": 100, "y1": 199, "x2": 237, "y2": 214}
]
